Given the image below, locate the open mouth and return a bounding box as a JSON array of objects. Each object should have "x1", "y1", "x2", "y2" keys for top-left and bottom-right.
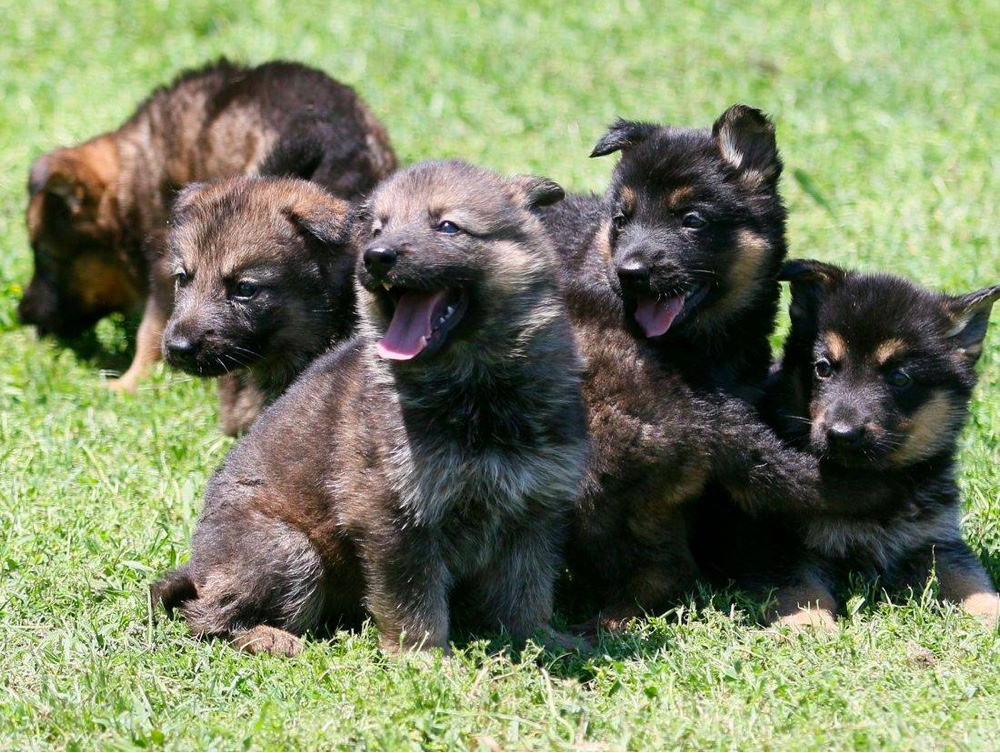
[
  {"x1": 375, "y1": 285, "x2": 468, "y2": 361},
  {"x1": 631, "y1": 284, "x2": 709, "y2": 338}
]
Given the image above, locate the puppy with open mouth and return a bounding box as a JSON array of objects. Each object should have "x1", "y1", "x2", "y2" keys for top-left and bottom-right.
[{"x1": 152, "y1": 161, "x2": 588, "y2": 655}]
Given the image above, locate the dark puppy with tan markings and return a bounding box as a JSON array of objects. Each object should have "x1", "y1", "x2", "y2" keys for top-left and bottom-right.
[
  {"x1": 757, "y1": 260, "x2": 1000, "y2": 627},
  {"x1": 19, "y1": 59, "x2": 395, "y2": 391},
  {"x1": 580, "y1": 104, "x2": 786, "y2": 394},
  {"x1": 162, "y1": 176, "x2": 356, "y2": 435},
  {"x1": 152, "y1": 161, "x2": 588, "y2": 655},
  {"x1": 544, "y1": 105, "x2": 820, "y2": 630}
]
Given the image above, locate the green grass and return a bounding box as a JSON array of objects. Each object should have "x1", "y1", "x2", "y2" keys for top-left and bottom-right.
[{"x1": 1, "y1": 0, "x2": 998, "y2": 749}]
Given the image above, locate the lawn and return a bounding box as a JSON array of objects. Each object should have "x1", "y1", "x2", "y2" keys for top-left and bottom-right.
[{"x1": 1, "y1": 0, "x2": 998, "y2": 749}]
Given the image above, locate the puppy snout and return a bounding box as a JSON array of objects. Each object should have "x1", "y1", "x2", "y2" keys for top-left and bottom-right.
[
  {"x1": 363, "y1": 246, "x2": 398, "y2": 277},
  {"x1": 617, "y1": 262, "x2": 650, "y2": 286},
  {"x1": 164, "y1": 335, "x2": 199, "y2": 360},
  {"x1": 825, "y1": 421, "x2": 866, "y2": 448}
]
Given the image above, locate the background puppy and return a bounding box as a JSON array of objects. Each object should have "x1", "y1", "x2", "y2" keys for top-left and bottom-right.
[
  {"x1": 152, "y1": 161, "x2": 588, "y2": 655},
  {"x1": 19, "y1": 59, "x2": 396, "y2": 390},
  {"x1": 747, "y1": 261, "x2": 1000, "y2": 627},
  {"x1": 162, "y1": 176, "x2": 356, "y2": 435}
]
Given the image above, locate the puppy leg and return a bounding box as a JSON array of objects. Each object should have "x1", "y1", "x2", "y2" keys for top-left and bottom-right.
[
  {"x1": 160, "y1": 512, "x2": 326, "y2": 655},
  {"x1": 766, "y1": 565, "x2": 838, "y2": 630},
  {"x1": 107, "y1": 295, "x2": 167, "y2": 392},
  {"x1": 472, "y1": 511, "x2": 572, "y2": 646},
  {"x1": 932, "y1": 541, "x2": 1000, "y2": 627},
  {"x1": 363, "y1": 527, "x2": 451, "y2": 653}
]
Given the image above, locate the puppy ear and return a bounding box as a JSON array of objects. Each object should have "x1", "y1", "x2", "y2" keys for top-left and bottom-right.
[
  {"x1": 42, "y1": 172, "x2": 84, "y2": 214},
  {"x1": 28, "y1": 153, "x2": 53, "y2": 196},
  {"x1": 286, "y1": 192, "x2": 353, "y2": 246},
  {"x1": 712, "y1": 104, "x2": 781, "y2": 184},
  {"x1": 512, "y1": 175, "x2": 565, "y2": 210},
  {"x1": 590, "y1": 119, "x2": 658, "y2": 158},
  {"x1": 170, "y1": 182, "x2": 210, "y2": 218},
  {"x1": 780, "y1": 259, "x2": 849, "y2": 323},
  {"x1": 942, "y1": 284, "x2": 1000, "y2": 364}
]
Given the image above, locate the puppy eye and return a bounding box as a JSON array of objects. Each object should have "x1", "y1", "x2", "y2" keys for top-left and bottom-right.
[
  {"x1": 887, "y1": 369, "x2": 912, "y2": 390},
  {"x1": 371, "y1": 225, "x2": 382, "y2": 238},
  {"x1": 233, "y1": 281, "x2": 258, "y2": 300},
  {"x1": 612, "y1": 212, "x2": 628, "y2": 231},
  {"x1": 436, "y1": 220, "x2": 461, "y2": 234},
  {"x1": 174, "y1": 270, "x2": 189, "y2": 286},
  {"x1": 682, "y1": 212, "x2": 707, "y2": 229},
  {"x1": 814, "y1": 358, "x2": 834, "y2": 379}
]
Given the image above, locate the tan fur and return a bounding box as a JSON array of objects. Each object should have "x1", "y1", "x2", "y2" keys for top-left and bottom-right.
[
  {"x1": 936, "y1": 558, "x2": 1000, "y2": 625},
  {"x1": 823, "y1": 330, "x2": 847, "y2": 362},
  {"x1": 768, "y1": 579, "x2": 838, "y2": 630},
  {"x1": 231, "y1": 625, "x2": 303, "y2": 656},
  {"x1": 700, "y1": 228, "x2": 770, "y2": 322},
  {"x1": 666, "y1": 186, "x2": 694, "y2": 207},
  {"x1": 889, "y1": 391, "x2": 959, "y2": 465},
  {"x1": 107, "y1": 297, "x2": 168, "y2": 392},
  {"x1": 619, "y1": 186, "x2": 637, "y2": 214},
  {"x1": 874, "y1": 338, "x2": 907, "y2": 365}
]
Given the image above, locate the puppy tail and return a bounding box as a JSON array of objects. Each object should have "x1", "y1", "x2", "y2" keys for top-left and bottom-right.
[{"x1": 150, "y1": 563, "x2": 198, "y2": 618}]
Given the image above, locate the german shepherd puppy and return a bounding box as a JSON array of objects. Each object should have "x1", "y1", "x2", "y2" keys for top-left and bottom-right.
[
  {"x1": 754, "y1": 260, "x2": 1000, "y2": 627},
  {"x1": 151, "y1": 161, "x2": 588, "y2": 655},
  {"x1": 587, "y1": 103, "x2": 786, "y2": 395},
  {"x1": 19, "y1": 59, "x2": 396, "y2": 390},
  {"x1": 161, "y1": 176, "x2": 356, "y2": 435},
  {"x1": 543, "y1": 105, "x2": 818, "y2": 630}
]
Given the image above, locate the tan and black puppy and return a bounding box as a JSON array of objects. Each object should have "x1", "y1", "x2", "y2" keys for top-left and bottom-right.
[
  {"x1": 750, "y1": 260, "x2": 1000, "y2": 628},
  {"x1": 152, "y1": 161, "x2": 588, "y2": 655},
  {"x1": 19, "y1": 59, "x2": 396, "y2": 391},
  {"x1": 556, "y1": 234, "x2": 821, "y2": 633},
  {"x1": 162, "y1": 176, "x2": 356, "y2": 435}
]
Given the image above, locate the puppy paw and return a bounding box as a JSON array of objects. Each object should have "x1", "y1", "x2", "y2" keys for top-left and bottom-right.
[
  {"x1": 105, "y1": 374, "x2": 139, "y2": 393},
  {"x1": 231, "y1": 625, "x2": 303, "y2": 657},
  {"x1": 960, "y1": 592, "x2": 1000, "y2": 628},
  {"x1": 770, "y1": 607, "x2": 837, "y2": 633}
]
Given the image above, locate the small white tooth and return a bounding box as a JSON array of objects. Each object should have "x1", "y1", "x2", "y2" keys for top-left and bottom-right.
[
  {"x1": 439, "y1": 316, "x2": 446, "y2": 324},
  {"x1": 446, "y1": 305, "x2": 455, "y2": 315},
  {"x1": 382, "y1": 281, "x2": 391, "y2": 291},
  {"x1": 419, "y1": 336, "x2": 427, "y2": 347}
]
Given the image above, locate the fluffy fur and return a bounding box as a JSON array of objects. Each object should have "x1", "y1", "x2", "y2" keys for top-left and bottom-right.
[
  {"x1": 19, "y1": 58, "x2": 395, "y2": 390},
  {"x1": 151, "y1": 161, "x2": 588, "y2": 654}
]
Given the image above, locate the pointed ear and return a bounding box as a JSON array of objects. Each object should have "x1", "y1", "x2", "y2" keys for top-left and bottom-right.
[
  {"x1": 942, "y1": 284, "x2": 1000, "y2": 364},
  {"x1": 512, "y1": 175, "x2": 565, "y2": 210},
  {"x1": 28, "y1": 153, "x2": 53, "y2": 196},
  {"x1": 780, "y1": 259, "x2": 849, "y2": 323},
  {"x1": 286, "y1": 191, "x2": 353, "y2": 245},
  {"x1": 590, "y1": 119, "x2": 658, "y2": 158},
  {"x1": 712, "y1": 104, "x2": 781, "y2": 184}
]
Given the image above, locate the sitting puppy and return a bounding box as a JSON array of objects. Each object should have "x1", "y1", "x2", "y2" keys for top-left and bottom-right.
[
  {"x1": 19, "y1": 59, "x2": 396, "y2": 391},
  {"x1": 161, "y1": 176, "x2": 356, "y2": 435},
  {"x1": 544, "y1": 105, "x2": 821, "y2": 630},
  {"x1": 758, "y1": 260, "x2": 1000, "y2": 627},
  {"x1": 151, "y1": 161, "x2": 588, "y2": 655}
]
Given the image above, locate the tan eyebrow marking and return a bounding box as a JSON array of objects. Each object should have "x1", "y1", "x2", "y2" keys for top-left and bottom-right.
[
  {"x1": 823, "y1": 331, "x2": 847, "y2": 362},
  {"x1": 874, "y1": 338, "x2": 907, "y2": 365},
  {"x1": 667, "y1": 186, "x2": 694, "y2": 207},
  {"x1": 619, "y1": 186, "x2": 637, "y2": 214}
]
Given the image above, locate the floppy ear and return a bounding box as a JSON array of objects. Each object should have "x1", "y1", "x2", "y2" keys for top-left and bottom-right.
[
  {"x1": 170, "y1": 182, "x2": 210, "y2": 218},
  {"x1": 512, "y1": 175, "x2": 565, "y2": 210},
  {"x1": 942, "y1": 284, "x2": 1000, "y2": 364},
  {"x1": 286, "y1": 192, "x2": 353, "y2": 246},
  {"x1": 780, "y1": 259, "x2": 849, "y2": 324},
  {"x1": 712, "y1": 104, "x2": 781, "y2": 184},
  {"x1": 590, "y1": 118, "x2": 658, "y2": 158},
  {"x1": 28, "y1": 153, "x2": 53, "y2": 196}
]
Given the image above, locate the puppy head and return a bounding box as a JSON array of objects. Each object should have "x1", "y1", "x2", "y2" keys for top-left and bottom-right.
[
  {"x1": 19, "y1": 137, "x2": 136, "y2": 337},
  {"x1": 781, "y1": 259, "x2": 999, "y2": 469},
  {"x1": 591, "y1": 104, "x2": 786, "y2": 339},
  {"x1": 162, "y1": 176, "x2": 354, "y2": 379},
  {"x1": 355, "y1": 160, "x2": 564, "y2": 366}
]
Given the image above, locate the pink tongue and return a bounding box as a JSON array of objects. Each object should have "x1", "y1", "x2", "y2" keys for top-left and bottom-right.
[
  {"x1": 634, "y1": 294, "x2": 685, "y2": 338},
  {"x1": 376, "y1": 290, "x2": 449, "y2": 361}
]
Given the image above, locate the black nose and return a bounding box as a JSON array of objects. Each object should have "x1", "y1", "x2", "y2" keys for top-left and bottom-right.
[
  {"x1": 364, "y1": 246, "x2": 398, "y2": 276},
  {"x1": 617, "y1": 263, "x2": 649, "y2": 285},
  {"x1": 826, "y1": 422, "x2": 865, "y2": 447},
  {"x1": 165, "y1": 335, "x2": 198, "y2": 361}
]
